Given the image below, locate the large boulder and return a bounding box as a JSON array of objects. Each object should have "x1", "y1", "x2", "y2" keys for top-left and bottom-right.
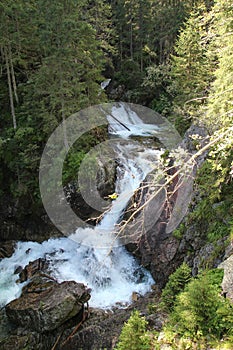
[
  {"x1": 57, "y1": 288, "x2": 162, "y2": 350},
  {"x1": 5, "y1": 260, "x2": 91, "y2": 333},
  {"x1": 1, "y1": 274, "x2": 162, "y2": 350},
  {"x1": 96, "y1": 156, "x2": 116, "y2": 198},
  {"x1": 124, "y1": 124, "x2": 211, "y2": 287},
  {"x1": 219, "y1": 253, "x2": 233, "y2": 302}
]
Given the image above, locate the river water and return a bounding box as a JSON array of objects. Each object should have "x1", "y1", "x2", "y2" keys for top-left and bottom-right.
[{"x1": 0, "y1": 103, "x2": 180, "y2": 309}]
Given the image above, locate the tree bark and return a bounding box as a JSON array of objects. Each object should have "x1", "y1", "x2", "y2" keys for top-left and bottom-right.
[
  {"x1": 4, "y1": 46, "x2": 17, "y2": 129},
  {"x1": 9, "y1": 45, "x2": 19, "y2": 104},
  {"x1": 59, "y1": 66, "x2": 69, "y2": 152},
  {"x1": 129, "y1": 1, "x2": 133, "y2": 60}
]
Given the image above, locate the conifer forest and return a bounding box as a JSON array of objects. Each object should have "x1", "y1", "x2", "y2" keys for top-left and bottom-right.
[{"x1": 0, "y1": 1, "x2": 233, "y2": 349}]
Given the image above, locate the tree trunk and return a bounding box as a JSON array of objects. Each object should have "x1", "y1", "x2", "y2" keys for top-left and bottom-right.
[
  {"x1": 129, "y1": 2, "x2": 133, "y2": 60},
  {"x1": 59, "y1": 68, "x2": 69, "y2": 152},
  {"x1": 139, "y1": 0, "x2": 143, "y2": 72},
  {"x1": 3, "y1": 46, "x2": 17, "y2": 130},
  {"x1": 9, "y1": 45, "x2": 19, "y2": 104}
]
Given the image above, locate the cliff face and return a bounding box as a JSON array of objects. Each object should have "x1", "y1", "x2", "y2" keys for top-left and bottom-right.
[
  {"x1": 0, "y1": 124, "x2": 227, "y2": 287},
  {"x1": 125, "y1": 124, "x2": 228, "y2": 287},
  {"x1": 0, "y1": 124, "x2": 232, "y2": 350},
  {"x1": 0, "y1": 153, "x2": 117, "y2": 247},
  {"x1": 0, "y1": 192, "x2": 60, "y2": 244},
  {"x1": 0, "y1": 257, "x2": 161, "y2": 350}
]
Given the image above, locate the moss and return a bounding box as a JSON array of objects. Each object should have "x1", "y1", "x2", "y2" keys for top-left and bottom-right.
[{"x1": 172, "y1": 223, "x2": 185, "y2": 240}]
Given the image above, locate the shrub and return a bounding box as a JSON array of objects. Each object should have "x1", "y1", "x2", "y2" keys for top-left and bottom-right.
[
  {"x1": 116, "y1": 310, "x2": 151, "y2": 350},
  {"x1": 161, "y1": 262, "x2": 192, "y2": 311},
  {"x1": 170, "y1": 270, "x2": 233, "y2": 339}
]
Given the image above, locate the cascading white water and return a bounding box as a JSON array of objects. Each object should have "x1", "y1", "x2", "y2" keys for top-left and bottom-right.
[
  {"x1": 107, "y1": 103, "x2": 160, "y2": 138},
  {"x1": 0, "y1": 104, "x2": 163, "y2": 309}
]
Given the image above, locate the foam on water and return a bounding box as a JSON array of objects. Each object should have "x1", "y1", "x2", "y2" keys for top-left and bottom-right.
[
  {"x1": 0, "y1": 104, "x2": 162, "y2": 309},
  {"x1": 0, "y1": 238, "x2": 154, "y2": 309},
  {"x1": 107, "y1": 103, "x2": 160, "y2": 139}
]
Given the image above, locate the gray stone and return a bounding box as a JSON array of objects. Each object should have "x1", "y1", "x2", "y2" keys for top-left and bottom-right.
[
  {"x1": 219, "y1": 254, "x2": 233, "y2": 302},
  {"x1": 0, "y1": 241, "x2": 16, "y2": 259},
  {"x1": 5, "y1": 277, "x2": 90, "y2": 333},
  {"x1": 180, "y1": 124, "x2": 209, "y2": 156},
  {"x1": 123, "y1": 124, "x2": 211, "y2": 288}
]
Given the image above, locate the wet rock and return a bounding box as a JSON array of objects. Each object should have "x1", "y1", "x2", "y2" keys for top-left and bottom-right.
[
  {"x1": 2, "y1": 284, "x2": 161, "y2": 350},
  {"x1": 55, "y1": 287, "x2": 161, "y2": 350},
  {"x1": 0, "y1": 241, "x2": 16, "y2": 259},
  {"x1": 17, "y1": 258, "x2": 48, "y2": 283},
  {"x1": 64, "y1": 181, "x2": 105, "y2": 226},
  {"x1": 64, "y1": 147, "x2": 117, "y2": 226},
  {"x1": 14, "y1": 265, "x2": 23, "y2": 275},
  {"x1": 0, "y1": 217, "x2": 61, "y2": 243},
  {"x1": 124, "y1": 169, "x2": 182, "y2": 288},
  {"x1": 5, "y1": 259, "x2": 91, "y2": 334},
  {"x1": 5, "y1": 278, "x2": 91, "y2": 332},
  {"x1": 0, "y1": 191, "x2": 61, "y2": 242},
  {"x1": 96, "y1": 158, "x2": 116, "y2": 198}
]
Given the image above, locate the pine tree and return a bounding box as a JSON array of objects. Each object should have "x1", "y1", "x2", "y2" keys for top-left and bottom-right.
[
  {"x1": 161, "y1": 262, "x2": 192, "y2": 311},
  {"x1": 206, "y1": 0, "x2": 233, "y2": 129},
  {"x1": 24, "y1": 0, "x2": 105, "y2": 143},
  {"x1": 116, "y1": 310, "x2": 150, "y2": 350},
  {"x1": 0, "y1": 0, "x2": 23, "y2": 130},
  {"x1": 84, "y1": 0, "x2": 115, "y2": 65},
  {"x1": 170, "y1": 270, "x2": 233, "y2": 339},
  {"x1": 0, "y1": 0, "x2": 42, "y2": 130},
  {"x1": 171, "y1": 3, "x2": 214, "y2": 121},
  {"x1": 151, "y1": 0, "x2": 194, "y2": 64},
  {"x1": 0, "y1": 0, "x2": 107, "y2": 200},
  {"x1": 111, "y1": 0, "x2": 153, "y2": 67}
]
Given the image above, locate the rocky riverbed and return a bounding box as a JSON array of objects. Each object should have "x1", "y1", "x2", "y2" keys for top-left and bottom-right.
[
  {"x1": 0, "y1": 257, "x2": 163, "y2": 350},
  {"x1": 0, "y1": 124, "x2": 232, "y2": 349}
]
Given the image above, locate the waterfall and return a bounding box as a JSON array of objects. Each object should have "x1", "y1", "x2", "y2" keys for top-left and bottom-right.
[
  {"x1": 0, "y1": 103, "x2": 168, "y2": 309},
  {"x1": 107, "y1": 103, "x2": 160, "y2": 138}
]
